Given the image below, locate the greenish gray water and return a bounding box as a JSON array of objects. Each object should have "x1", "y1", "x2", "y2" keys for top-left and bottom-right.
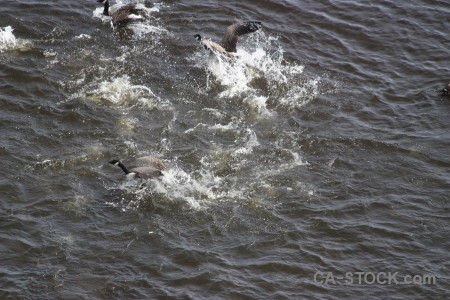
[{"x1": 0, "y1": 0, "x2": 449, "y2": 299}]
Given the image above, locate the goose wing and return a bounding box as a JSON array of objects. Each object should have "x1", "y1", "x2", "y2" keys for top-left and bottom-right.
[
  {"x1": 136, "y1": 156, "x2": 166, "y2": 170},
  {"x1": 221, "y1": 21, "x2": 262, "y2": 52},
  {"x1": 131, "y1": 167, "x2": 163, "y2": 179},
  {"x1": 111, "y1": 4, "x2": 143, "y2": 27}
]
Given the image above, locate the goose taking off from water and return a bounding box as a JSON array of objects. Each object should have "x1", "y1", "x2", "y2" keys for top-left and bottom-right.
[
  {"x1": 97, "y1": 0, "x2": 144, "y2": 27},
  {"x1": 194, "y1": 21, "x2": 262, "y2": 57},
  {"x1": 109, "y1": 155, "x2": 165, "y2": 179}
]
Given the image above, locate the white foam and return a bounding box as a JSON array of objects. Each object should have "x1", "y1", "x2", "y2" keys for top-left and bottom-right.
[
  {"x1": 123, "y1": 140, "x2": 138, "y2": 152},
  {"x1": 152, "y1": 168, "x2": 209, "y2": 209},
  {"x1": 117, "y1": 116, "x2": 138, "y2": 133},
  {"x1": 162, "y1": 163, "x2": 245, "y2": 207},
  {"x1": 0, "y1": 26, "x2": 31, "y2": 53},
  {"x1": 185, "y1": 117, "x2": 240, "y2": 134},
  {"x1": 128, "y1": 23, "x2": 167, "y2": 38},
  {"x1": 84, "y1": 75, "x2": 171, "y2": 110},
  {"x1": 132, "y1": 1, "x2": 161, "y2": 14},
  {"x1": 199, "y1": 32, "x2": 318, "y2": 111},
  {"x1": 43, "y1": 50, "x2": 57, "y2": 57},
  {"x1": 234, "y1": 128, "x2": 260, "y2": 155},
  {"x1": 278, "y1": 77, "x2": 320, "y2": 110},
  {"x1": 243, "y1": 95, "x2": 273, "y2": 118},
  {"x1": 0, "y1": 26, "x2": 16, "y2": 52},
  {"x1": 63, "y1": 195, "x2": 91, "y2": 215},
  {"x1": 107, "y1": 129, "x2": 310, "y2": 211},
  {"x1": 108, "y1": 164, "x2": 233, "y2": 210},
  {"x1": 202, "y1": 108, "x2": 226, "y2": 119},
  {"x1": 74, "y1": 34, "x2": 92, "y2": 40}
]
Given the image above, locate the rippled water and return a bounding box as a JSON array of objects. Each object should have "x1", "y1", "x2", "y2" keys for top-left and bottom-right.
[{"x1": 1, "y1": 0, "x2": 449, "y2": 299}]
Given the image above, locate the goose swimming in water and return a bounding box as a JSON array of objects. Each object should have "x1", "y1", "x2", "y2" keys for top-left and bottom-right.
[
  {"x1": 109, "y1": 155, "x2": 165, "y2": 179},
  {"x1": 194, "y1": 21, "x2": 262, "y2": 57},
  {"x1": 97, "y1": 0, "x2": 144, "y2": 27}
]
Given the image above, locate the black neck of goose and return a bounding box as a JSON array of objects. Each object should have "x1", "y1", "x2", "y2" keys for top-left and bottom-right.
[
  {"x1": 103, "y1": 0, "x2": 110, "y2": 16},
  {"x1": 117, "y1": 162, "x2": 130, "y2": 175}
]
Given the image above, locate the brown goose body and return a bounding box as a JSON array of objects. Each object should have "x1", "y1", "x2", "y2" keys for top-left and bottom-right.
[
  {"x1": 109, "y1": 156, "x2": 165, "y2": 179},
  {"x1": 128, "y1": 166, "x2": 163, "y2": 179},
  {"x1": 98, "y1": 0, "x2": 144, "y2": 27},
  {"x1": 198, "y1": 40, "x2": 232, "y2": 57},
  {"x1": 135, "y1": 155, "x2": 166, "y2": 171},
  {"x1": 195, "y1": 21, "x2": 262, "y2": 57}
]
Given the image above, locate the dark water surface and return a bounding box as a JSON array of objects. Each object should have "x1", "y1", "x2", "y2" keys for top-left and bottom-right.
[{"x1": 1, "y1": 0, "x2": 449, "y2": 299}]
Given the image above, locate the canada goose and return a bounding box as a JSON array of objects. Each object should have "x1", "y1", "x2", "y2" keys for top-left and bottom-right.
[
  {"x1": 109, "y1": 155, "x2": 165, "y2": 179},
  {"x1": 194, "y1": 21, "x2": 262, "y2": 57},
  {"x1": 97, "y1": 0, "x2": 144, "y2": 27},
  {"x1": 440, "y1": 83, "x2": 450, "y2": 95}
]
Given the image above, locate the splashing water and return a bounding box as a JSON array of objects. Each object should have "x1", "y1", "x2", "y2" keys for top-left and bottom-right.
[
  {"x1": 234, "y1": 128, "x2": 260, "y2": 155},
  {"x1": 0, "y1": 26, "x2": 16, "y2": 52},
  {"x1": 74, "y1": 34, "x2": 92, "y2": 40},
  {"x1": 0, "y1": 26, "x2": 31, "y2": 53},
  {"x1": 94, "y1": 24, "x2": 314, "y2": 212},
  {"x1": 81, "y1": 75, "x2": 171, "y2": 110},
  {"x1": 200, "y1": 32, "x2": 319, "y2": 111},
  {"x1": 127, "y1": 23, "x2": 167, "y2": 38},
  {"x1": 108, "y1": 160, "x2": 249, "y2": 211},
  {"x1": 105, "y1": 123, "x2": 310, "y2": 212}
]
